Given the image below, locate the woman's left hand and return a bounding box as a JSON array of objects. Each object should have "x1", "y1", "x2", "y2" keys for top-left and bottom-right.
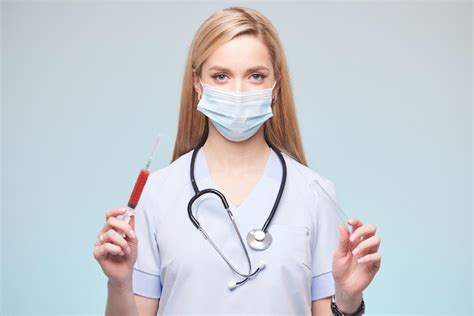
[{"x1": 332, "y1": 218, "x2": 382, "y2": 297}]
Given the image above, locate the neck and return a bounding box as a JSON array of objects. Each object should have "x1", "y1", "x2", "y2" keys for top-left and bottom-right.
[{"x1": 202, "y1": 122, "x2": 270, "y2": 172}]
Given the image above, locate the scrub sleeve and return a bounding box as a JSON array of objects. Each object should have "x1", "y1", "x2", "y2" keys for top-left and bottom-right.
[
  {"x1": 309, "y1": 178, "x2": 341, "y2": 301},
  {"x1": 131, "y1": 179, "x2": 163, "y2": 299}
]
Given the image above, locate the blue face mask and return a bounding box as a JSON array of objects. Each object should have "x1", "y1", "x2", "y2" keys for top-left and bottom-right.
[{"x1": 197, "y1": 80, "x2": 277, "y2": 142}]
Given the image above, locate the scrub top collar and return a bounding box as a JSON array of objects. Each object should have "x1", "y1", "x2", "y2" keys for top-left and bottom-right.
[{"x1": 192, "y1": 146, "x2": 283, "y2": 209}]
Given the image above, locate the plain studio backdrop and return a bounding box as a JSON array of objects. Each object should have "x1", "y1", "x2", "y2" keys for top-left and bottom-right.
[{"x1": 1, "y1": 1, "x2": 472, "y2": 315}]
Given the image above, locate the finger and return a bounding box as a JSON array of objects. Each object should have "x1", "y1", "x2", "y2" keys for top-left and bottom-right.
[
  {"x1": 357, "y1": 252, "x2": 381, "y2": 268},
  {"x1": 129, "y1": 210, "x2": 135, "y2": 231},
  {"x1": 98, "y1": 209, "x2": 132, "y2": 239},
  {"x1": 105, "y1": 207, "x2": 127, "y2": 221},
  {"x1": 347, "y1": 218, "x2": 363, "y2": 229},
  {"x1": 106, "y1": 216, "x2": 136, "y2": 240},
  {"x1": 346, "y1": 219, "x2": 364, "y2": 249},
  {"x1": 351, "y1": 235, "x2": 381, "y2": 257},
  {"x1": 98, "y1": 208, "x2": 128, "y2": 238},
  {"x1": 94, "y1": 238, "x2": 103, "y2": 247},
  {"x1": 337, "y1": 223, "x2": 351, "y2": 254},
  {"x1": 94, "y1": 243, "x2": 125, "y2": 260},
  {"x1": 347, "y1": 218, "x2": 364, "y2": 236},
  {"x1": 116, "y1": 209, "x2": 135, "y2": 226},
  {"x1": 100, "y1": 229, "x2": 131, "y2": 255},
  {"x1": 349, "y1": 223, "x2": 377, "y2": 245}
]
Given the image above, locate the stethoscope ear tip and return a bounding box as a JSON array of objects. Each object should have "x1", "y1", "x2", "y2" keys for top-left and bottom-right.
[{"x1": 258, "y1": 260, "x2": 267, "y2": 270}]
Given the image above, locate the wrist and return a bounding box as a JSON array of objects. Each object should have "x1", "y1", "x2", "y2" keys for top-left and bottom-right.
[
  {"x1": 107, "y1": 278, "x2": 133, "y2": 292},
  {"x1": 334, "y1": 289, "x2": 363, "y2": 314}
]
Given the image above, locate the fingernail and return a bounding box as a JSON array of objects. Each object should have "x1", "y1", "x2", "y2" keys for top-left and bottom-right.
[
  {"x1": 357, "y1": 257, "x2": 364, "y2": 264},
  {"x1": 119, "y1": 251, "x2": 125, "y2": 256},
  {"x1": 350, "y1": 234, "x2": 356, "y2": 242},
  {"x1": 352, "y1": 247, "x2": 359, "y2": 256},
  {"x1": 129, "y1": 229, "x2": 136, "y2": 239},
  {"x1": 126, "y1": 246, "x2": 131, "y2": 254}
]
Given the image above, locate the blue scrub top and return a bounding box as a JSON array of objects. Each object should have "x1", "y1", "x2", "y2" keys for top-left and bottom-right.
[{"x1": 132, "y1": 148, "x2": 343, "y2": 315}]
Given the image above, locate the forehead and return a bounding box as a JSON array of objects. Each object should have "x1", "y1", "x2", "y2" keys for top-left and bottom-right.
[{"x1": 204, "y1": 35, "x2": 272, "y2": 71}]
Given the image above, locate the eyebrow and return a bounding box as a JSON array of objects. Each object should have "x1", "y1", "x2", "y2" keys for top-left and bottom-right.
[{"x1": 207, "y1": 65, "x2": 270, "y2": 73}]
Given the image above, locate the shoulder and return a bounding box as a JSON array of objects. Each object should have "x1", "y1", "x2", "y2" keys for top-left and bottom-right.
[
  {"x1": 134, "y1": 150, "x2": 194, "y2": 226},
  {"x1": 281, "y1": 151, "x2": 337, "y2": 200},
  {"x1": 281, "y1": 152, "x2": 341, "y2": 233},
  {"x1": 143, "y1": 149, "x2": 194, "y2": 195}
]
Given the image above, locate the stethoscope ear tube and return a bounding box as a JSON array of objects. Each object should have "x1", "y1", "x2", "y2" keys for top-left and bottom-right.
[
  {"x1": 187, "y1": 188, "x2": 230, "y2": 229},
  {"x1": 187, "y1": 139, "x2": 287, "y2": 289}
]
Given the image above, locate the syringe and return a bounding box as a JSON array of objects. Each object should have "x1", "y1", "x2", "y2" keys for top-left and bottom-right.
[
  {"x1": 117, "y1": 134, "x2": 161, "y2": 234},
  {"x1": 309, "y1": 177, "x2": 353, "y2": 228},
  {"x1": 309, "y1": 176, "x2": 362, "y2": 253}
]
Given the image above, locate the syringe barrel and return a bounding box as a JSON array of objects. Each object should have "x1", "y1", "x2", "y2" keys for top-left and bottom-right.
[{"x1": 127, "y1": 169, "x2": 150, "y2": 209}]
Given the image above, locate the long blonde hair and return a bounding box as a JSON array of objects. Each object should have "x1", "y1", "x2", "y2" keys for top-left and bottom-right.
[{"x1": 171, "y1": 6, "x2": 307, "y2": 166}]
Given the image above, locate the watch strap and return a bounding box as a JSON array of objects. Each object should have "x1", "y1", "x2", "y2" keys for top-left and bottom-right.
[{"x1": 330, "y1": 294, "x2": 365, "y2": 316}]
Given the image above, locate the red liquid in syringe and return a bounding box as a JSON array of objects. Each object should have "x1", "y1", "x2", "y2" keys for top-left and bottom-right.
[
  {"x1": 117, "y1": 169, "x2": 150, "y2": 226},
  {"x1": 117, "y1": 134, "x2": 160, "y2": 225},
  {"x1": 128, "y1": 169, "x2": 150, "y2": 209}
]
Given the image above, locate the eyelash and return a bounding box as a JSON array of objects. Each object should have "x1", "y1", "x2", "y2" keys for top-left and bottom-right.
[{"x1": 211, "y1": 73, "x2": 267, "y2": 81}]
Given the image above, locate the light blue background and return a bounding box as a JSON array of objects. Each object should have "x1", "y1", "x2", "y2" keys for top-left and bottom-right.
[{"x1": 2, "y1": 1, "x2": 472, "y2": 315}]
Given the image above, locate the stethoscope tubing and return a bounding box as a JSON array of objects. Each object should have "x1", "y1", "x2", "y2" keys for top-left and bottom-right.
[
  {"x1": 187, "y1": 188, "x2": 257, "y2": 279},
  {"x1": 187, "y1": 137, "x2": 287, "y2": 287}
]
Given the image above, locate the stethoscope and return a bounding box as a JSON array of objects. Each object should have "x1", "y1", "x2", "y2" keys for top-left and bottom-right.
[{"x1": 187, "y1": 138, "x2": 287, "y2": 290}]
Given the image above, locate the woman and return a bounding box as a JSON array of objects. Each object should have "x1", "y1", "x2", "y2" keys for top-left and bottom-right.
[{"x1": 94, "y1": 6, "x2": 381, "y2": 315}]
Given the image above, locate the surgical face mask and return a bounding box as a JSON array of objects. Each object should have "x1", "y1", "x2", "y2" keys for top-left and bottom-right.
[{"x1": 197, "y1": 80, "x2": 277, "y2": 142}]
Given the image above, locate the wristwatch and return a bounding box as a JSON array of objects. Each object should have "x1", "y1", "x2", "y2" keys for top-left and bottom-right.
[{"x1": 331, "y1": 294, "x2": 365, "y2": 316}]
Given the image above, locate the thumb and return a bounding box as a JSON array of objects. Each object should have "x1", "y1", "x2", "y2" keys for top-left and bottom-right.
[
  {"x1": 129, "y1": 210, "x2": 135, "y2": 231},
  {"x1": 127, "y1": 211, "x2": 138, "y2": 248},
  {"x1": 336, "y1": 223, "x2": 351, "y2": 255}
]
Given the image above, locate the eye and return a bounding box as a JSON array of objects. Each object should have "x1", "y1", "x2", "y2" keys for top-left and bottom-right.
[
  {"x1": 250, "y1": 73, "x2": 267, "y2": 81},
  {"x1": 211, "y1": 73, "x2": 229, "y2": 81}
]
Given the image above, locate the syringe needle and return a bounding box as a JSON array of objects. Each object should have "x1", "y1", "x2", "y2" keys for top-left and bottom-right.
[
  {"x1": 117, "y1": 134, "x2": 162, "y2": 231},
  {"x1": 145, "y1": 134, "x2": 161, "y2": 170}
]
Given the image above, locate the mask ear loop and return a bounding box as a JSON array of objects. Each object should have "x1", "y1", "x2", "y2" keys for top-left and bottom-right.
[
  {"x1": 196, "y1": 77, "x2": 203, "y2": 100},
  {"x1": 195, "y1": 78, "x2": 207, "y2": 146},
  {"x1": 272, "y1": 80, "x2": 278, "y2": 104}
]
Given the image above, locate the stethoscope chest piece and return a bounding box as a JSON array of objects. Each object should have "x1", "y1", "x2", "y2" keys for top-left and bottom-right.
[
  {"x1": 188, "y1": 140, "x2": 287, "y2": 289},
  {"x1": 247, "y1": 229, "x2": 272, "y2": 250}
]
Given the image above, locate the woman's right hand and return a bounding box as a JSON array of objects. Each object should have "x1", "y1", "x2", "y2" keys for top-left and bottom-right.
[{"x1": 93, "y1": 207, "x2": 138, "y2": 286}]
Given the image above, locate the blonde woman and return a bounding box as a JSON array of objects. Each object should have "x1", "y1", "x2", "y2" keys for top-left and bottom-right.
[{"x1": 94, "y1": 6, "x2": 381, "y2": 315}]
